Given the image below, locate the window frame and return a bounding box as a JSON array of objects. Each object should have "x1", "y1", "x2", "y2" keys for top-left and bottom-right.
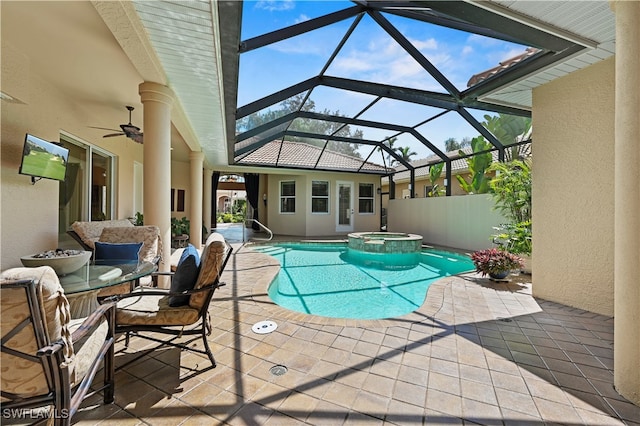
[
  {"x1": 358, "y1": 182, "x2": 375, "y2": 215},
  {"x1": 424, "y1": 185, "x2": 433, "y2": 197},
  {"x1": 311, "y1": 180, "x2": 330, "y2": 214},
  {"x1": 279, "y1": 180, "x2": 296, "y2": 214}
]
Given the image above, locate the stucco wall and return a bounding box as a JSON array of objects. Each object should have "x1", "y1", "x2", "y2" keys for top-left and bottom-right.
[
  {"x1": 532, "y1": 58, "x2": 615, "y2": 316},
  {"x1": 266, "y1": 171, "x2": 381, "y2": 237},
  {"x1": 389, "y1": 176, "x2": 468, "y2": 200},
  {"x1": 381, "y1": 174, "x2": 479, "y2": 212},
  {"x1": 387, "y1": 194, "x2": 505, "y2": 251},
  {"x1": 1, "y1": 41, "x2": 142, "y2": 269},
  {"x1": 171, "y1": 160, "x2": 191, "y2": 219}
]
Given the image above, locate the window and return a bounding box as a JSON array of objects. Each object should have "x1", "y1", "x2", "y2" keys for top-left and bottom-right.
[
  {"x1": 424, "y1": 185, "x2": 433, "y2": 197},
  {"x1": 280, "y1": 181, "x2": 296, "y2": 213},
  {"x1": 358, "y1": 183, "x2": 374, "y2": 214},
  {"x1": 311, "y1": 181, "x2": 329, "y2": 214},
  {"x1": 59, "y1": 135, "x2": 115, "y2": 233},
  {"x1": 176, "y1": 189, "x2": 186, "y2": 212}
]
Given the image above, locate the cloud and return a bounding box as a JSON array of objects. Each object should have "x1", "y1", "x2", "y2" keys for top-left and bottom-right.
[
  {"x1": 294, "y1": 13, "x2": 310, "y2": 24},
  {"x1": 331, "y1": 36, "x2": 448, "y2": 89},
  {"x1": 498, "y1": 47, "x2": 528, "y2": 62},
  {"x1": 332, "y1": 56, "x2": 374, "y2": 72},
  {"x1": 461, "y1": 45, "x2": 473, "y2": 56},
  {"x1": 266, "y1": 27, "x2": 334, "y2": 55},
  {"x1": 411, "y1": 38, "x2": 438, "y2": 51},
  {"x1": 466, "y1": 33, "x2": 503, "y2": 47},
  {"x1": 254, "y1": 0, "x2": 295, "y2": 12}
]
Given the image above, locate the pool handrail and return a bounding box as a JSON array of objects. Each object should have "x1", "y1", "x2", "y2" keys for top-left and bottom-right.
[{"x1": 244, "y1": 219, "x2": 273, "y2": 242}]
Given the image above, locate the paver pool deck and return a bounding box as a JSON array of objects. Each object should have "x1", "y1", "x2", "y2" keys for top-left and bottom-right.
[{"x1": 75, "y1": 236, "x2": 640, "y2": 425}]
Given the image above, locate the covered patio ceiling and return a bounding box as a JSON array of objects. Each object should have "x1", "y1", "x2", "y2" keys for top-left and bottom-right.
[{"x1": 215, "y1": 1, "x2": 614, "y2": 176}]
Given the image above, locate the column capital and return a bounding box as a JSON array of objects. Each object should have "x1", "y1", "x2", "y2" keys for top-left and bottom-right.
[
  {"x1": 189, "y1": 151, "x2": 205, "y2": 162},
  {"x1": 139, "y1": 82, "x2": 174, "y2": 106}
]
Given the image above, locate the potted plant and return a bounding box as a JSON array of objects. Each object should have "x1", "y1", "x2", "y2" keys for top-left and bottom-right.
[
  {"x1": 170, "y1": 217, "x2": 188, "y2": 236},
  {"x1": 470, "y1": 248, "x2": 524, "y2": 279}
]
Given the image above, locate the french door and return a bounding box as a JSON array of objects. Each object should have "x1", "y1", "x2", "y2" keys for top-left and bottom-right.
[{"x1": 336, "y1": 181, "x2": 354, "y2": 233}]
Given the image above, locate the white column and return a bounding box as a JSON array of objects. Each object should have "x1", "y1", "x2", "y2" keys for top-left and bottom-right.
[
  {"x1": 189, "y1": 151, "x2": 204, "y2": 249},
  {"x1": 613, "y1": 0, "x2": 640, "y2": 405},
  {"x1": 203, "y1": 168, "x2": 213, "y2": 238},
  {"x1": 139, "y1": 82, "x2": 173, "y2": 287}
]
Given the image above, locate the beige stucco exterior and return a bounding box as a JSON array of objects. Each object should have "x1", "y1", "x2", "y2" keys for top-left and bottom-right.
[
  {"x1": 381, "y1": 174, "x2": 470, "y2": 212},
  {"x1": 612, "y1": 0, "x2": 640, "y2": 404},
  {"x1": 265, "y1": 171, "x2": 380, "y2": 237},
  {"x1": 387, "y1": 194, "x2": 505, "y2": 251},
  {"x1": 532, "y1": 57, "x2": 615, "y2": 316},
  {"x1": 390, "y1": 175, "x2": 470, "y2": 199},
  {"x1": 171, "y1": 159, "x2": 191, "y2": 219},
  {"x1": 1, "y1": 43, "x2": 140, "y2": 268}
]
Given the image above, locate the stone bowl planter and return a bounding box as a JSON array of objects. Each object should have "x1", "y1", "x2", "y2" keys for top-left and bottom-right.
[{"x1": 21, "y1": 249, "x2": 92, "y2": 276}]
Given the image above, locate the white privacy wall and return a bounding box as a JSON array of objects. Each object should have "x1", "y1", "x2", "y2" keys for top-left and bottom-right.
[{"x1": 387, "y1": 194, "x2": 506, "y2": 252}]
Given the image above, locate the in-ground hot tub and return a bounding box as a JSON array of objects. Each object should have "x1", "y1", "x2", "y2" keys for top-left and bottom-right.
[
  {"x1": 346, "y1": 232, "x2": 424, "y2": 268},
  {"x1": 347, "y1": 232, "x2": 423, "y2": 254}
]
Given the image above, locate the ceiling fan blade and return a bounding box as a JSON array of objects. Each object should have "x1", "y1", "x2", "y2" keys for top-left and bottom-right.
[
  {"x1": 121, "y1": 122, "x2": 140, "y2": 132},
  {"x1": 103, "y1": 133, "x2": 125, "y2": 138},
  {"x1": 89, "y1": 126, "x2": 121, "y2": 132},
  {"x1": 130, "y1": 133, "x2": 143, "y2": 144}
]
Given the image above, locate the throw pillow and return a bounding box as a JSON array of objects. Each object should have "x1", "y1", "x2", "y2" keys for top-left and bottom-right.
[
  {"x1": 169, "y1": 244, "x2": 201, "y2": 307},
  {"x1": 94, "y1": 242, "x2": 143, "y2": 266}
]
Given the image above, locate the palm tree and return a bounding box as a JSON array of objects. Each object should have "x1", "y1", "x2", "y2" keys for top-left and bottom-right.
[
  {"x1": 378, "y1": 136, "x2": 398, "y2": 167},
  {"x1": 444, "y1": 137, "x2": 471, "y2": 152},
  {"x1": 482, "y1": 113, "x2": 532, "y2": 161},
  {"x1": 396, "y1": 146, "x2": 417, "y2": 163}
]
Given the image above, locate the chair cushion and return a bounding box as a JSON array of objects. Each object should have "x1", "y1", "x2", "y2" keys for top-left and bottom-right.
[
  {"x1": 67, "y1": 316, "x2": 109, "y2": 387},
  {"x1": 0, "y1": 266, "x2": 73, "y2": 397},
  {"x1": 116, "y1": 291, "x2": 200, "y2": 326},
  {"x1": 71, "y1": 219, "x2": 134, "y2": 250},
  {"x1": 95, "y1": 242, "x2": 142, "y2": 266},
  {"x1": 190, "y1": 233, "x2": 227, "y2": 310},
  {"x1": 169, "y1": 244, "x2": 201, "y2": 307},
  {"x1": 99, "y1": 225, "x2": 162, "y2": 263}
]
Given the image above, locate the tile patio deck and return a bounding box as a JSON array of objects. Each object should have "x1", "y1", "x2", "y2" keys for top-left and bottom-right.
[{"x1": 75, "y1": 231, "x2": 640, "y2": 425}]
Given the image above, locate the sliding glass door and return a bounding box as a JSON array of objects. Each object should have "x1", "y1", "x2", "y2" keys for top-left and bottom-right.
[{"x1": 58, "y1": 134, "x2": 114, "y2": 238}]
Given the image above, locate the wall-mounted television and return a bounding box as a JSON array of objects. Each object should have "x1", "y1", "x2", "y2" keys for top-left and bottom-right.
[{"x1": 19, "y1": 133, "x2": 69, "y2": 183}]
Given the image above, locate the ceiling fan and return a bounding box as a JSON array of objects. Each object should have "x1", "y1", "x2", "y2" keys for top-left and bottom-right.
[{"x1": 90, "y1": 105, "x2": 143, "y2": 144}]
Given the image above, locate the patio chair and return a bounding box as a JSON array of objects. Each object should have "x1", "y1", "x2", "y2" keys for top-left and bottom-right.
[
  {"x1": 95, "y1": 225, "x2": 162, "y2": 297},
  {"x1": 0, "y1": 266, "x2": 115, "y2": 426},
  {"x1": 110, "y1": 232, "x2": 232, "y2": 369},
  {"x1": 68, "y1": 219, "x2": 135, "y2": 252}
]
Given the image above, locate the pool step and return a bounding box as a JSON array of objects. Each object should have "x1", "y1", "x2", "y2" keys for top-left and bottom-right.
[{"x1": 255, "y1": 246, "x2": 288, "y2": 255}]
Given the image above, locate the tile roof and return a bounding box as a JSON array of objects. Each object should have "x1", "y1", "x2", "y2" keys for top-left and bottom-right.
[
  {"x1": 389, "y1": 142, "x2": 531, "y2": 182},
  {"x1": 236, "y1": 140, "x2": 389, "y2": 174},
  {"x1": 467, "y1": 47, "x2": 542, "y2": 87}
]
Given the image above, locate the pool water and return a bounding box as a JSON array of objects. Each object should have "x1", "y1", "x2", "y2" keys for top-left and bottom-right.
[{"x1": 255, "y1": 243, "x2": 475, "y2": 320}]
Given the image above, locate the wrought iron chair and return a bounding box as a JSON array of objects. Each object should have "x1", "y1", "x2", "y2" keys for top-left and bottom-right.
[
  {"x1": 111, "y1": 233, "x2": 232, "y2": 369},
  {"x1": 96, "y1": 225, "x2": 163, "y2": 295},
  {"x1": 0, "y1": 266, "x2": 115, "y2": 426}
]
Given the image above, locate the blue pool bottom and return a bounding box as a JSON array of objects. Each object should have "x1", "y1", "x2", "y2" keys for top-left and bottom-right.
[{"x1": 256, "y1": 243, "x2": 475, "y2": 320}]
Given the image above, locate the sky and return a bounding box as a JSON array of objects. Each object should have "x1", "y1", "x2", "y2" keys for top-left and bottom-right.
[{"x1": 237, "y1": 0, "x2": 529, "y2": 160}]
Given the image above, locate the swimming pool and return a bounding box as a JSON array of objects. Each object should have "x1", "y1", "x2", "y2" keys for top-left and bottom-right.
[{"x1": 255, "y1": 243, "x2": 475, "y2": 320}]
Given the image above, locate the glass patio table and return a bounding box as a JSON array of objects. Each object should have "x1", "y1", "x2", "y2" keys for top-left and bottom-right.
[{"x1": 58, "y1": 260, "x2": 157, "y2": 318}]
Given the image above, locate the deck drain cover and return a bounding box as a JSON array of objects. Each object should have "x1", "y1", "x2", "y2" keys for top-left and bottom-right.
[
  {"x1": 270, "y1": 365, "x2": 288, "y2": 376},
  {"x1": 252, "y1": 320, "x2": 277, "y2": 334}
]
